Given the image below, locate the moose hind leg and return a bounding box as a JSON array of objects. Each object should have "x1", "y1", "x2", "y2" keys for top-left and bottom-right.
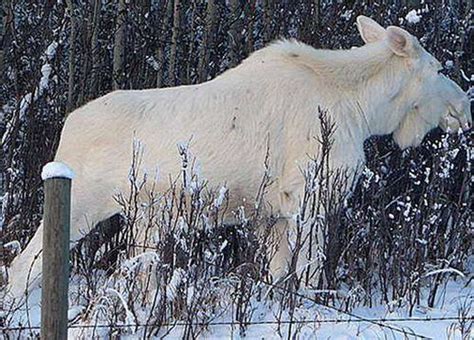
[
  {"x1": 7, "y1": 178, "x2": 121, "y2": 301},
  {"x1": 7, "y1": 222, "x2": 45, "y2": 301},
  {"x1": 68, "y1": 178, "x2": 122, "y2": 244}
]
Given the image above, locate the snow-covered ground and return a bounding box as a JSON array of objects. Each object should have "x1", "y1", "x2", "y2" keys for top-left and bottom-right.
[
  {"x1": 2, "y1": 278, "x2": 471, "y2": 339},
  {"x1": 128, "y1": 280, "x2": 472, "y2": 339}
]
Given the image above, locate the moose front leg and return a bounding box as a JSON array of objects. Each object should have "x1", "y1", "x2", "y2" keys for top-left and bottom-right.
[
  {"x1": 270, "y1": 182, "x2": 326, "y2": 287},
  {"x1": 268, "y1": 218, "x2": 291, "y2": 281},
  {"x1": 269, "y1": 216, "x2": 325, "y2": 288}
]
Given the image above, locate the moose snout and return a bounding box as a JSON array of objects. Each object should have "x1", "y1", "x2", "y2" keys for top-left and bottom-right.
[
  {"x1": 440, "y1": 77, "x2": 472, "y2": 132},
  {"x1": 458, "y1": 98, "x2": 472, "y2": 131},
  {"x1": 464, "y1": 116, "x2": 472, "y2": 131},
  {"x1": 448, "y1": 97, "x2": 471, "y2": 132}
]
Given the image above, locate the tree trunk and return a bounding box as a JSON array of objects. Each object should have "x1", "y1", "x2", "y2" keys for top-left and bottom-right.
[
  {"x1": 66, "y1": 0, "x2": 77, "y2": 112},
  {"x1": 0, "y1": 0, "x2": 13, "y2": 126},
  {"x1": 245, "y1": 1, "x2": 256, "y2": 55},
  {"x1": 0, "y1": 0, "x2": 12, "y2": 93},
  {"x1": 312, "y1": 0, "x2": 320, "y2": 45},
  {"x1": 0, "y1": 1, "x2": 6, "y2": 83},
  {"x1": 113, "y1": 0, "x2": 127, "y2": 90},
  {"x1": 185, "y1": 1, "x2": 197, "y2": 84},
  {"x1": 135, "y1": 0, "x2": 150, "y2": 89},
  {"x1": 228, "y1": 0, "x2": 242, "y2": 68},
  {"x1": 263, "y1": 0, "x2": 274, "y2": 44},
  {"x1": 0, "y1": 0, "x2": 10, "y2": 287},
  {"x1": 168, "y1": 0, "x2": 181, "y2": 86},
  {"x1": 198, "y1": 0, "x2": 217, "y2": 83},
  {"x1": 156, "y1": 47, "x2": 165, "y2": 88},
  {"x1": 467, "y1": 0, "x2": 472, "y2": 12},
  {"x1": 156, "y1": 0, "x2": 174, "y2": 88},
  {"x1": 89, "y1": 0, "x2": 101, "y2": 98},
  {"x1": 77, "y1": 4, "x2": 94, "y2": 106}
]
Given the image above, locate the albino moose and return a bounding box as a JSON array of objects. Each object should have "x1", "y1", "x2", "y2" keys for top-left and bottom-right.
[{"x1": 7, "y1": 16, "x2": 471, "y2": 298}]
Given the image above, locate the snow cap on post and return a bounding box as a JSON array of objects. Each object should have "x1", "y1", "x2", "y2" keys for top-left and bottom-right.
[{"x1": 41, "y1": 162, "x2": 75, "y2": 180}]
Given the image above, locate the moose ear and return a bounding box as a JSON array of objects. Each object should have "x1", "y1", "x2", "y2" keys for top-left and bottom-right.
[
  {"x1": 356, "y1": 16, "x2": 386, "y2": 44},
  {"x1": 386, "y1": 26, "x2": 416, "y2": 57}
]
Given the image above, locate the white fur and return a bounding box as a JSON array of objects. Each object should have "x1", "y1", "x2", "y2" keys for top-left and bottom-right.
[{"x1": 7, "y1": 16, "x2": 470, "y2": 298}]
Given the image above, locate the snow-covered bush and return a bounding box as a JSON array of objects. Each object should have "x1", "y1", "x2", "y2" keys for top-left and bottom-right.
[
  {"x1": 66, "y1": 141, "x2": 274, "y2": 338},
  {"x1": 340, "y1": 130, "x2": 471, "y2": 312}
]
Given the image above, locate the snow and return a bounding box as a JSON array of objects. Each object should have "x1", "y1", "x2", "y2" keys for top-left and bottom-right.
[
  {"x1": 146, "y1": 55, "x2": 160, "y2": 71},
  {"x1": 4, "y1": 240, "x2": 21, "y2": 254},
  {"x1": 219, "y1": 240, "x2": 229, "y2": 252},
  {"x1": 341, "y1": 10, "x2": 352, "y2": 21},
  {"x1": 405, "y1": 10, "x2": 421, "y2": 24},
  {"x1": 167, "y1": 268, "x2": 186, "y2": 301},
  {"x1": 41, "y1": 162, "x2": 75, "y2": 180},
  {"x1": 467, "y1": 86, "x2": 474, "y2": 102},
  {"x1": 178, "y1": 216, "x2": 189, "y2": 233},
  {"x1": 105, "y1": 288, "x2": 136, "y2": 327},
  {"x1": 38, "y1": 64, "x2": 52, "y2": 96},
  {"x1": 45, "y1": 41, "x2": 58, "y2": 60},
  {"x1": 214, "y1": 186, "x2": 228, "y2": 207},
  {"x1": 460, "y1": 69, "x2": 473, "y2": 83},
  {"x1": 19, "y1": 93, "x2": 32, "y2": 117},
  {"x1": 10, "y1": 40, "x2": 59, "y2": 121},
  {"x1": 424, "y1": 268, "x2": 465, "y2": 278},
  {"x1": 135, "y1": 280, "x2": 473, "y2": 339},
  {"x1": 2, "y1": 260, "x2": 472, "y2": 339},
  {"x1": 68, "y1": 305, "x2": 85, "y2": 321}
]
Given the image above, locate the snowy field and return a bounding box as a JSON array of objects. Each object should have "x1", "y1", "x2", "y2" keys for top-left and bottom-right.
[{"x1": 2, "y1": 278, "x2": 471, "y2": 339}]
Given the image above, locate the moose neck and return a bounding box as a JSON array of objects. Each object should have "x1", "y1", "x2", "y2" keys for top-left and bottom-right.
[
  {"x1": 317, "y1": 43, "x2": 396, "y2": 85},
  {"x1": 275, "y1": 40, "x2": 395, "y2": 86},
  {"x1": 307, "y1": 42, "x2": 410, "y2": 141},
  {"x1": 271, "y1": 40, "x2": 410, "y2": 137},
  {"x1": 350, "y1": 45, "x2": 411, "y2": 137},
  {"x1": 244, "y1": 40, "x2": 412, "y2": 140}
]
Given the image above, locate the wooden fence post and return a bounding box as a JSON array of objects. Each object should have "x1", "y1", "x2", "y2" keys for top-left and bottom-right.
[{"x1": 41, "y1": 163, "x2": 73, "y2": 340}]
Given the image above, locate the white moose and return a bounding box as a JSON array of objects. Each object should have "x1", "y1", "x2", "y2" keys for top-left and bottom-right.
[{"x1": 7, "y1": 16, "x2": 471, "y2": 299}]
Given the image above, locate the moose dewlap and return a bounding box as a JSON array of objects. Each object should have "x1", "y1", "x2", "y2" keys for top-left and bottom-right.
[{"x1": 7, "y1": 16, "x2": 471, "y2": 299}]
